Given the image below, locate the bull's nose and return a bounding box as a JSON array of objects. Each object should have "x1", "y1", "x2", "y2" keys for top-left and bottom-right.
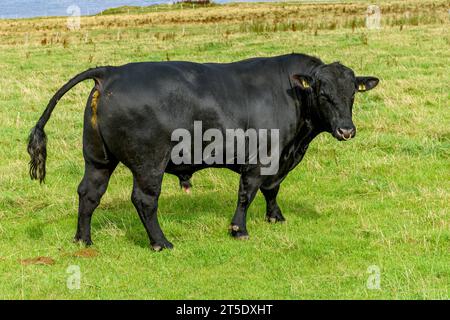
[{"x1": 336, "y1": 127, "x2": 356, "y2": 141}]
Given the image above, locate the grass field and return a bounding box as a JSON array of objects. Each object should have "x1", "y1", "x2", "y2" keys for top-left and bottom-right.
[{"x1": 0, "y1": 0, "x2": 449, "y2": 299}]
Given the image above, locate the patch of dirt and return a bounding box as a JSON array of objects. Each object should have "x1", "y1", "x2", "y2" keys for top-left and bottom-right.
[
  {"x1": 20, "y1": 256, "x2": 55, "y2": 266},
  {"x1": 72, "y1": 248, "x2": 99, "y2": 258}
]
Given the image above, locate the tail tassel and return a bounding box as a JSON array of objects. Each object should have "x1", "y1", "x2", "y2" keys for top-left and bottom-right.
[{"x1": 27, "y1": 126, "x2": 47, "y2": 183}]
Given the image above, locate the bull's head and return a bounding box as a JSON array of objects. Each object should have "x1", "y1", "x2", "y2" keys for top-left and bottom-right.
[{"x1": 292, "y1": 62, "x2": 379, "y2": 141}]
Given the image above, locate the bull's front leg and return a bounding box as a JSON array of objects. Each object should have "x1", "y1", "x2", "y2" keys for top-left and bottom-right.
[
  {"x1": 260, "y1": 185, "x2": 285, "y2": 223},
  {"x1": 230, "y1": 171, "x2": 262, "y2": 239}
]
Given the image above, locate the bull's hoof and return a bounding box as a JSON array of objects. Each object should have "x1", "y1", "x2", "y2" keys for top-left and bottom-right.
[
  {"x1": 151, "y1": 240, "x2": 174, "y2": 252},
  {"x1": 229, "y1": 225, "x2": 249, "y2": 240},
  {"x1": 234, "y1": 234, "x2": 250, "y2": 240},
  {"x1": 266, "y1": 211, "x2": 286, "y2": 224},
  {"x1": 73, "y1": 234, "x2": 93, "y2": 246}
]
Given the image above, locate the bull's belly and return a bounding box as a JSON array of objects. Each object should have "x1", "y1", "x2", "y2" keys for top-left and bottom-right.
[{"x1": 165, "y1": 162, "x2": 242, "y2": 176}]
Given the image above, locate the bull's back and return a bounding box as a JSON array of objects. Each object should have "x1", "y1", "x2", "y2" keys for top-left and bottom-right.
[{"x1": 100, "y1": 61, "x2": 255, "y2": 131}]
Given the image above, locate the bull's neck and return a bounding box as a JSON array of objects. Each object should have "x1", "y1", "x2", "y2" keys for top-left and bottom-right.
[
  {"x1": 296, "y1": 86, "x2": 322, "y2": 142},
  {"x1": 294, "y1": 116, "x2": 319, "y2": 149},
  {"x1": 278, "y1": 53, "x2": 325, "y2": 145}
]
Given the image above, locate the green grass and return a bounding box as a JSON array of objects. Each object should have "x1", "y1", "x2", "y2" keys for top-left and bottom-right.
[{"x1": 0, "y1": 1, "x2": 449, "y2": 299}]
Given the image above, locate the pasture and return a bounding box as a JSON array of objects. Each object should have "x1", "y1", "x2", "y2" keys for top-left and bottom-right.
[{"x1": 0, "y1": 0, "x2": 448, "y2": 299}]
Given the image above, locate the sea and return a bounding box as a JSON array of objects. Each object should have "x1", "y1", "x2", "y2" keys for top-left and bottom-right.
[{"x1": 0, "y1": 0, "x2": 252, "y2": 19}]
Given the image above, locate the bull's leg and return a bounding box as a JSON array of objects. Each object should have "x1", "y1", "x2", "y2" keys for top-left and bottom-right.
[
  {"x1": 230, "y1": 173, "x2": 262, "y2": 239},
  {"x1": 131, "y1": 172, "x2": 173, "y2": 251},
  {"x1": 74, "y1": 161, "x2": 117, "y2": 245},
  {"x1": 261, "y1": 185, "x2": 285, "y2": 223}
]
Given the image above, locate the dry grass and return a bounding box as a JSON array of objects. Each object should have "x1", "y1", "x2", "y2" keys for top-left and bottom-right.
[{"x1": 0, "y1": 0, "x2": 448, "y2": 46}]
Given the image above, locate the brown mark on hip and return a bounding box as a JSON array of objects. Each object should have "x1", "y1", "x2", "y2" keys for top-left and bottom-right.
[{"x1": 91, "y1": 89, "x2": 100, "y2": 128}]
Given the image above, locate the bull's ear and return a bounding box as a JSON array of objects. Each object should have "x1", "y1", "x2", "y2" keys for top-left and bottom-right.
[
  {"x1": 292, "y1": 74, "x2": 314, "y2": 90},
  {"x1": 356, "y1": 76, "x2": 379, "y2": 92}
]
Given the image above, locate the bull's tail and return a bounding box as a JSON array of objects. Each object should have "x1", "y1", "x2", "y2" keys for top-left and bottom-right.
[{"x1": 27, "y1": 67, "x2": 109, "y2": 183}]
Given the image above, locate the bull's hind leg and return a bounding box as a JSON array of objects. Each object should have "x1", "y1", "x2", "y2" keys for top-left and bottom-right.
[
  {"x1": 131, "y1": 168, "x2": 172, "y2": 251},
  {"x1": 74, "y1": 160, "x2": 117, "y2": 245},
  {"x1": 261, "y1": 185, "x2": 285, "y2": 223}
]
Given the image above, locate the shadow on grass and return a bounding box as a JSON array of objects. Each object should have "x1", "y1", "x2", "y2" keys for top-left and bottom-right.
[
  {"x1": 25, "y1": 223, "x2": 45, "y2": 240},
  {"x1": 89, "y1": 188, "x2": 321, "y2": 249}
]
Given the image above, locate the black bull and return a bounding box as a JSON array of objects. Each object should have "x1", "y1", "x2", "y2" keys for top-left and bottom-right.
[{"x1": 27, "y1": 53, "x2": 379, "y2": 251}]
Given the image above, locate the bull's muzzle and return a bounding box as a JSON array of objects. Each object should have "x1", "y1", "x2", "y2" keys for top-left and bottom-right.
[{"x1": 335, "y1": 127, "x2": 356, "y2": 141}]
